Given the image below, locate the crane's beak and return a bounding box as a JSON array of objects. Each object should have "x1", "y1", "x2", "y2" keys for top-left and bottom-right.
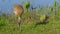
[{"x1": 18, "y1": 20, "x2": 21, "y2": 26}]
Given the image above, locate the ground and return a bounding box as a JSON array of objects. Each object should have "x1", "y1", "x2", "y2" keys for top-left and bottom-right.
[{"x1": 0, "y1": 12, "x2": 60, "y2": 34}]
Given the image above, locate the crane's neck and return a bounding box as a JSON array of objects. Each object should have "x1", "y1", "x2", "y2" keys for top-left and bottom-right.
[
  {"x1": 18, "y1": 17, "x2": 21, "y2": 26},
  {"x1": 18, "y1": 17, "x2": 21, "y2": 21}
]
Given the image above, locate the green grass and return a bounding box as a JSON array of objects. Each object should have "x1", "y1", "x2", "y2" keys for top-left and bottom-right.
[{"x1": 0, "y1": 11, "x2": 60, "y2": 34}]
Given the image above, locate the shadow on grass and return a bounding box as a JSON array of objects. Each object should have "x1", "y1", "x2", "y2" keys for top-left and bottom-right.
[{"x1": 34, "y1": 21, "x2": 49, "y2": 28}]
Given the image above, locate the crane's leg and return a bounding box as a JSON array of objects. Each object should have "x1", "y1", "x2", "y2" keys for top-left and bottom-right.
[{"x1": 18, "y1": 17, "x2": 21, "y2": 26}]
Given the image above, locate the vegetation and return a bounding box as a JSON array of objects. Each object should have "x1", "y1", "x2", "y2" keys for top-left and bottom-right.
[{"x1": 0, "y1": 0, "x2": 60, "y2": 34}]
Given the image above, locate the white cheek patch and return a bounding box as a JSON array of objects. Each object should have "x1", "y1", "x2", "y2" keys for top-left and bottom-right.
[{"x1": 14, "y1": 11, "x2": 17, "y2": 15}]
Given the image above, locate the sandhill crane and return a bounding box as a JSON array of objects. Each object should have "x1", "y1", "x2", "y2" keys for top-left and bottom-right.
[{"x1": 13, "y1": 4, "x2": 24, "y2": 26}]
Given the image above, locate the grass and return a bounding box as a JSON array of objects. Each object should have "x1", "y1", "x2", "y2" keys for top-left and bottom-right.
[{"x1": 0, "y1": 11, "x2": 60, "y2": 34}]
